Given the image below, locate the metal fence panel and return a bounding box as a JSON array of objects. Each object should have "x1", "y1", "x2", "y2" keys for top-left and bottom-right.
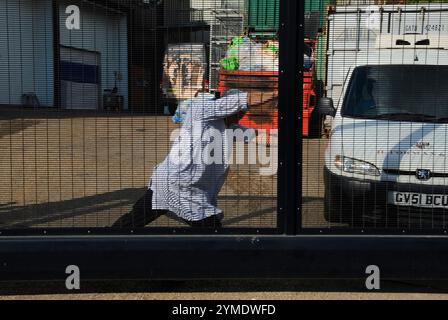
[
  {"x1": 303, "y1": 1, "x2": 448, "y2": 234},
  {"x1": 0, "y1": 0, "x2": 279, "y2": 234}
]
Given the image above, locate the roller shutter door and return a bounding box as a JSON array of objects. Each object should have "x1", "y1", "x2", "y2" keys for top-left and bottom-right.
[{"x1": 60, "y1": 46, "x2": 100, "y2": 110}]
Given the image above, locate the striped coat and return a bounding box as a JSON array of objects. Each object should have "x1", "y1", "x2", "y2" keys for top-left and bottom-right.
[{"x1": 150, "y1": 92, "x2": 249, "y2": 222}]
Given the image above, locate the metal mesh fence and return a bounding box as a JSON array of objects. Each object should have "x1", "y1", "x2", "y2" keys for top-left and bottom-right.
[
  {"x1": 3, "y1": 0, "x2": 448, "y2": 235},
  {"x1": 302, "y1": 0, "x2": 448, "y2": 232},
  {"x1": 0, "y1": 0, "x2": 278, "y2": 232}
]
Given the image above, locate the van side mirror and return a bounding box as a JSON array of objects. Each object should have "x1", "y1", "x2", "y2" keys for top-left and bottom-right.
[{"x1": 318, "y1": 97, "x2": 336, "y2": 117}]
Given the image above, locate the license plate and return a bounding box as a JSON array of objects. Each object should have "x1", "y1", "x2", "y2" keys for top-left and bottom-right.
[{"x1": 389, "y1": 192, "x2": 448, "y2": 209}]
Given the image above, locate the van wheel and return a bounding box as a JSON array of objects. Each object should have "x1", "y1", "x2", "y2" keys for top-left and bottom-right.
[
  {"x1": 324, "y1": 190, "x2": 368, "y2": 226},
  {"x1": 324, "y1": 187, "x2": 352, "y2": 225},
  {"x1": 324, "y1": 188, "x2": 341, "y2": 223}
]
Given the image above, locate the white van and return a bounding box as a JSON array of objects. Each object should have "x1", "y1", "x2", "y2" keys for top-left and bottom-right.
[{"x1": 320, "y1": 35, "x2": 448, "y2": 226}]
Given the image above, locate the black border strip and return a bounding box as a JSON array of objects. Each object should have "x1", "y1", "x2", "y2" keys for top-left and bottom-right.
[
  {"x1": 0, "y1": 227, "x2": 280, "y2": 237},
  {"x1": 2, "y1": 235, "x2": 448, "y2": 281}
]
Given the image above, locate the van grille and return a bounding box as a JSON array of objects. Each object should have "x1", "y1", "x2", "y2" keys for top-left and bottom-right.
[{"x1": 383, "y1": 169, "x2": 448, "y2": 178}]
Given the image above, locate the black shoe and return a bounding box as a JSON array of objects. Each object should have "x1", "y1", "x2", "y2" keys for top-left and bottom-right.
[{"x1": 186, "y1": 216, "x2": 223, "y2": 229}]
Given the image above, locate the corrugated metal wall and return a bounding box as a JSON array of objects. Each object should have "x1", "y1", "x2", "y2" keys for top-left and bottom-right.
[
  {"x1": 0, "y1": 0, "x2": 129, "y2": 109},
  {"x1": 59, "y1": 0, "x2": 128, "y2": 110},
  {"x1": 247, "y1": 0, "x2": 279, "y2": 30},
  {"x1": 0, "y1": 0, "x2": 54, "y2": 107}
]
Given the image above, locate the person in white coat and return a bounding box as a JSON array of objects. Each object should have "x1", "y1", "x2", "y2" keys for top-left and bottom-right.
[{"x1": 112, "y1": 90, "x2": 277, "y2": 229}]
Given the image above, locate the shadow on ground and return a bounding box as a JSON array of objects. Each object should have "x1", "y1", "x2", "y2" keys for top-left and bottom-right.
[
  {"x1": 0, "y1": 188, "x2": 144, "y2": 228},
  {"x1": 0, "y1": 190, "x2": 283, "y2": 228},
  {"x1": 0, "y1": 119, "x2": 41, "y2": 138}
]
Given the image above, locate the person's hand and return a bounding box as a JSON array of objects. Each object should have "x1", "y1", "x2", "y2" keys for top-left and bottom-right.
[{"x1": 225, "y1": 113, "x2": 243, "y2": 127}]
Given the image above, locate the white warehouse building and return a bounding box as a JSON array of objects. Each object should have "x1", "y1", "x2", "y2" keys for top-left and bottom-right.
[{"x1": 0, "y1": 0, "x2": 129, "y2": 110}]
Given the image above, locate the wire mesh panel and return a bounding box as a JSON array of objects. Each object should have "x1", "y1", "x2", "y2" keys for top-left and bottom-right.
[
  {"x1": 0, "y1": 0, "x2": 280, "y2": 233},
  {"x1": 302, "y1": 0, "x2": 448, "y2": 233}
]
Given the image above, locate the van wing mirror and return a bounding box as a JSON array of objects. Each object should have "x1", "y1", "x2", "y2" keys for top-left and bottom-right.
[{"x1": 318, "y1": 97, "x2": 336, "y2": 117}]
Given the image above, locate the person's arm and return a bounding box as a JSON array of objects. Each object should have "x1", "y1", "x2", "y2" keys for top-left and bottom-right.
[{"x1": 192, "y1": 92, "x2": 248, "y2": 121}]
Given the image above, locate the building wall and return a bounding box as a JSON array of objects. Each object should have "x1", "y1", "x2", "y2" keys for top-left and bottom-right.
[
  {"x1": 59, "y1": 0, "x2": 128, "y2": 109},
  {"x1": 0, "y1": 0, "x2": 54, "y2": 106}
]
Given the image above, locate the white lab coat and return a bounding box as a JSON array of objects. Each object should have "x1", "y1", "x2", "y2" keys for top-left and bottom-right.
[{"x1": 150, "y1": 91, "x2": 250, "y2": 221}]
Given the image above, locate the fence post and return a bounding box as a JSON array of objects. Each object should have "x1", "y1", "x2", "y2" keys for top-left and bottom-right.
[{"x1": 278, "y1": 0, "x2": 304, "y2": 235}]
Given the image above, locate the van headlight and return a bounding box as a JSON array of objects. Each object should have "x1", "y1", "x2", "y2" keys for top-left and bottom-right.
[{"x1": 335, "y1": 156, "x2": 380, "y2": 176}]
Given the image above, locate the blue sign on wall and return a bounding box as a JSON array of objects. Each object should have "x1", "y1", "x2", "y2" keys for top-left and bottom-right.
[{"x1": 60, "y1": 61, "x2": 99, "y2": 84}]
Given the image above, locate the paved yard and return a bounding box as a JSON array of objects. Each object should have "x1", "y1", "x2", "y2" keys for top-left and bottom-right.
[
  {"x1": 0, "y1": 113, "x2": 280, "y2": 229},
  {"x1": 0, "y1": 111, "x2": 334, "y2": 230},
  {"x1": 1, "y1": 279, "x2": 448, "y2": 300}
]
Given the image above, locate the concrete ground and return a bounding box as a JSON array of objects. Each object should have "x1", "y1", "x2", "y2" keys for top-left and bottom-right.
[
  {"x1": 0, "y1": 113, "x2": 279, "y2": 229},
  {"x1": 1, "y1": 279, "x2": 448, "y2": 300},
  {"x1": 0, "y1": 111, "x2": 333, "y2": 230}
]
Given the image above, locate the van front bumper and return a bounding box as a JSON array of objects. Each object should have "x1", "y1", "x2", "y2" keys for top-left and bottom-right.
[
  {"x1": 324, "y1": 167, "x2": 448, "y2": 221},
  {"x1": 324, "y1": 168, "x2": 383, "y2": 204}
]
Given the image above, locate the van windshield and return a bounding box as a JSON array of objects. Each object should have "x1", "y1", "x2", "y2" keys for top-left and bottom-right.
[{"x1": 341, "y1": 65, "x2": 448, "y2": 123}]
